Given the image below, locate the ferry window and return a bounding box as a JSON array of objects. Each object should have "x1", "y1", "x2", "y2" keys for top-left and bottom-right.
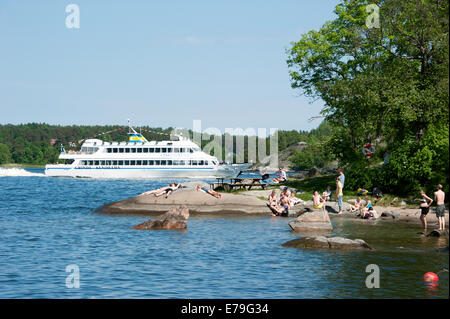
[
  {"x1": 167, "y1": 160, "x2": 172, "y2": 165},
  {"x1": 101, "y1": 161, "x2": 106, "y2": 165},
  {"x1": 174, "y1": 148, "x2": 179, "y2": 153},
  {"x1": 118, "y1": 161, "x2": 123, "y2": 165},
  {"x1": 113, "y1": 148, "x2": 118, "y2": 153},
  {"x1": 161, "y1": 148, "x2": 167, "y2": 153},
  {"x1": 212, "y1": 161, "x2": 217, "y2": 165},
  {"x1": 88, "y1": 161, "x2": 93, "y2": 165},
  {"x1": 95, "y1": 161, "x2": 100, "y2": 165},
  {"x1": 199, "y1": 160, "x2": 204, "y2": 165},
  {"x1": 205, "y1": 161, "x2": 208, "y2": 165},
  {"x1": 106, "y1": 161, "x2": 111, "y2": 165},
  {"x1": 131, "y1": 148, "x2": 136, "y2": 153},
  {"x1": 155, "y1": 160, "x2": 160, "y2": 165},
  {"x1": 112, "y1": 161, "x2": 117, "y2": 165},
  {"x1": 125, "y1": 148, "x2": 130, "y2": 153},
  {"x1": 192, "y1": 160, "x2": 198, "y2": 166},
  {"x1": 181, "y1": 148, "x2": 186, "y2": 153},
  {"x1": 160, "y1": 160, "x2": 166, "y2": 165},
  {"x1": 107, "y1": 148, "x2": 112, "y2": 153},
  {"x1": 149, "y1": 148, "x2": 154, "y2": 153},
  {"x1": 130, "y1": 160, "x2": 136, "y2": 165},
  {"x1": 137, "y1": 148, "x2": 142, "y2": 153},
  {"x1": 142, "y1": 160, "x2": 147, "y2": 165},
  {"x1": 149, "y1": 160, "x2": 154, "y2": 165},
  {"x1": 136, "y1": 160, "x2": 142, "y2": 165},
  {"x1": 167, "y1": 148, "x2": 172, "y2": 153},
  {"x1": 180, "y1": 160, "x2": 186, "y2": 165},
  {"x1": 124, "y1": 160, "x2": 129, "y2": 165},
  {"x1": 80, "y1": 161, "x2": 86, "y2": 165},
  {"x1": 119, "y1": 148, "x2": 124, "y2": 153},
  {"x1": 155, "y1": 148, "x2": 161, "y2": 153},
  {"x1": 143, "y1": 148, "x2": 148, "y2": 153},
  {"x1": 190, "y1": 148, "x2": 194, "y2": 153}
]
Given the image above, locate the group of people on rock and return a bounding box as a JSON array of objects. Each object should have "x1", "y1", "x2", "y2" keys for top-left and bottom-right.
[
  {"x1": 310, "y1": 168, "x2": 346, "y2": 213},
  {"x1": 267, "y1": 187, "x2": 303, "y2": 217},
  {"x1": 138, "y1": 168, "x2": 447, "y2": 230},
  {"x1": 349, "y1": 196, "x2": 379, "y2": 220}
]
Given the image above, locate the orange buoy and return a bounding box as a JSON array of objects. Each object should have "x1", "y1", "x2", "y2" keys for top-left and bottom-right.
[{"x1": 423, "y1": 272, "x2": 439, "y2": 283}]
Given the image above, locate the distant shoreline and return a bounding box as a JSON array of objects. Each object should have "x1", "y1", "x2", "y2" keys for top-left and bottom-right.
[{"x1": 0, "y1": 163, "x2": 45, "y2": 168}]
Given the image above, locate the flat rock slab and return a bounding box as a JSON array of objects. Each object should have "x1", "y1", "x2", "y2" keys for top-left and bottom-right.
[
  {"x1": 95, "y1": 188, "x2": 270, "y2": 216},
  {"x1": 134, "y1": 206, "x2": 189, "y2": 230},
  {"x1": 282, "y1": 236, "x2": 372, "y2": 251},
  {"x1": 289, "y1": 210, "x2": 333, "y2": 231}
]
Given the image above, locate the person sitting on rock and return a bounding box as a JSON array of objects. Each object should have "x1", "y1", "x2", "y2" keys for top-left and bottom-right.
[
  {"x1": 268, "y1": 193, "x2": 290, "y2": 217},
  {"x1": 362, "y1": 206, "x2": 379, "y2": 220},
  {"x1": 313, "y1": 191, "x2": 325, "y2": 211},
  {"x1": 196, "y1": 185, "x2": 223, "y2": 199},
  {"x1": 350, "y1": 197, "x2": 361, "y2": 213},
  {"x1": 272, "y1": 168, "x2": 287, "y2": 183},
  {"x1": 289, "y1": 192, "x2": 303, "y2": 206},
  {"x1": 154, "y1": 183, "x2": 181, "y2": 198},
  {"x1": 268, "y1": 190, "x2": 279, "y2": 208},
  {"x1": 359, "y1": 196, "x2": 373, "y2": 217},
  {"x1": 322, "y1": 186, "x2": 332, "y2": 201}
]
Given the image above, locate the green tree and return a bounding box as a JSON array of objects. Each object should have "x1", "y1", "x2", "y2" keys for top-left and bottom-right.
[
  {"x1": 0, "y1": 143, "x2": 12, "y2": 164},
  {"x1": 287, "y1": 0, "x2": 449, "y2": 194}
]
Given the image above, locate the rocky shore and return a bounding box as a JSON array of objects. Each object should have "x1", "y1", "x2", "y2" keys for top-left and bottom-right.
[{"x1": 95, "y1": 186, "x2": 449, "y2": 225}]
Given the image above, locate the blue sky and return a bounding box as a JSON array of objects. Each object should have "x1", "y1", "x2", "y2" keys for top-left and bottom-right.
[{"x1": 0, "y1": 0, "x2": 339, "y2": 132}]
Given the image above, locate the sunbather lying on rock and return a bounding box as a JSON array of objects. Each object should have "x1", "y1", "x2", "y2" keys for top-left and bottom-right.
[
  {"x1": 154, "y1": 183, "x2": 181, "y2": 198},
  {"x1": 140, "y1": 184, "x2": 173, "y2": 196},
  {"x1": 196, "y1": 185, "x2": 223, "y2": 199}
]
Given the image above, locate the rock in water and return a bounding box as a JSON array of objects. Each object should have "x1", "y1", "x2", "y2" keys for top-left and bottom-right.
[
  {"x1": 381, "y1": 211, "x2": 400, "y2": 219},
  {"x1": 288, "y1": 210, "x2": 333, "y2": 231},
  {"x1": 426, "y1": 229, "x2": 449, "y2": 237},
  {"x1": 134, "y1": 206, "x2": 189, "y2": 230},
  {"x1": 282, "y1": 236, "x2": 372, "y2": 250}
]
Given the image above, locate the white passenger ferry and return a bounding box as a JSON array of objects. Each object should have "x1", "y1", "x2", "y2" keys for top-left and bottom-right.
[{"x1": 45, "y1": 126, "x2": 234, "y2": 178}]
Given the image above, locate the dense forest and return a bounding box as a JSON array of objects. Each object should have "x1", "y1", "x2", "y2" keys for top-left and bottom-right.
[{"x1": 0, "y1": 122, "x2": 330, "y2": 167}]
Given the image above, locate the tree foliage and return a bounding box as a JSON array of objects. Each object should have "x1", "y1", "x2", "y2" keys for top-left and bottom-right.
[{"x1": 287, "y1": 0, "x2": 449, "y2": 194}]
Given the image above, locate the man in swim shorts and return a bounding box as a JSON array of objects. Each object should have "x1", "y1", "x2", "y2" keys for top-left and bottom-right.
[{"x1": 434, "y1": 184, "x2": 446, "y2": 231}]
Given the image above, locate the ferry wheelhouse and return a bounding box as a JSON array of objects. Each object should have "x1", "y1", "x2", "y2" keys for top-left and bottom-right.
[{"x1": 45, "y1": 126, "x2": 227, "y2": 178}]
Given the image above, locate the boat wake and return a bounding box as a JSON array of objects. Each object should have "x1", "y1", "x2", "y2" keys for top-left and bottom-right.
[{"x1": 0, "y1": 168, "x2": 46, "y2": 177}]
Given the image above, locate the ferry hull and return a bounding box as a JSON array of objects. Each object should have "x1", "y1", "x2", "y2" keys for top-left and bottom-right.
[{"x1": 45, "y1": 166, "x2": 234, "y2": 179}]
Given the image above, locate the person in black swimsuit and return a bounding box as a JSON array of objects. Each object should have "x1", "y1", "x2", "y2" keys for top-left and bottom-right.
[{"x1": 419, "y1": 190, "x2": 433, "y2": 230}]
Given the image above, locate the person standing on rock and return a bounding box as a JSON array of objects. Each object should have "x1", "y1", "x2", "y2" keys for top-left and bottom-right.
[
  {"x1": 338, "y1": 168, "x2": 345, "y2": 189},
  {"x1": 434, "y1": 184, "x2": 446, "y2": 231},
  {"x1": 419, "y1": 190, "x2": 433, "y2": 231},
  {"x1": 335, "y1": 177, "x2": 343, "y2": 214}
]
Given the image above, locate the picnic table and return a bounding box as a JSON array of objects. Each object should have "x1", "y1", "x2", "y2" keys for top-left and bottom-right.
[{"x1": 211, "y1": 177, "x2": 268, "y2": 191}]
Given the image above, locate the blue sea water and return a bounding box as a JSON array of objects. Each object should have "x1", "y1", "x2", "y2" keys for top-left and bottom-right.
[{"x1": 0, "y1": 168, "x2": 448, "y2": 298}]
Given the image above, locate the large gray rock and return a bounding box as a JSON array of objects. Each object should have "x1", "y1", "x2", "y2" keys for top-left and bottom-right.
[
  {"x1": 134, "y1": 206, "x2": 189, "y2": 230},
  {"x1": 282, "y1": 236, "x2": 372, "y2": 250},
  {"x1": 288, "y1": 210, "x2": 333, "y2": 231},
  {"x1": 95, "y1": 186, "x2": 269, "y2": 216}
]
